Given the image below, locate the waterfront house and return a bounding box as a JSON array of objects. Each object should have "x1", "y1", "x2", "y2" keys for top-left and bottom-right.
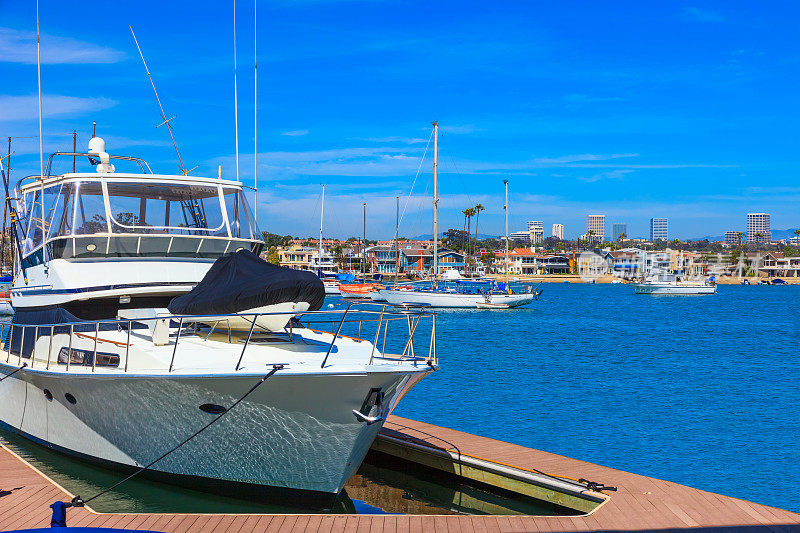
[
  {"x1": 278, "y1": 245, "x2": 315, "y2": 270},
  {"x1": 364, "y1": 245, "x2": 401, "y2": 274},
  {"x1": 760, "y1": 252, "x2": 800, "y2": 278},
  {"x1": 605, "y1": 250, "x2": 641, "y2": 278}
]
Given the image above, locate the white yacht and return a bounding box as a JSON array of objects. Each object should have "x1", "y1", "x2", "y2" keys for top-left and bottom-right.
[
  {"x1": 632, "y1": 271, "x2": 717, "y2": 295},
  {"x1": 0, "y1": 141, "x2": 435, "y2": 506}
]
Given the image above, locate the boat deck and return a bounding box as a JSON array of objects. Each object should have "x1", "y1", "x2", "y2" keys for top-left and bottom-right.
[{"x1": 0, "y1": 415, "x2": 797, "y2": 532}]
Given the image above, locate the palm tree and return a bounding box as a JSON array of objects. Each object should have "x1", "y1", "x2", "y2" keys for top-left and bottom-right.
[
  {"x1": 794, "y1": 229, "x2": 800, "y2": 247},
  {"x1": 465, "y1": 207, "x2": 476, "y2": 256},
  {"x1": 461, "y1": 209, "x2": 469, "y2": 252},
  {"x1": 473, "y1": 203, "x2": 485, "y2": 255},
  {"x1": 737, "y1": 231, "x2": 744, "y2": 247},
  {"x1": 618, "y1": 232, "x2": 627, "y2": 244}
]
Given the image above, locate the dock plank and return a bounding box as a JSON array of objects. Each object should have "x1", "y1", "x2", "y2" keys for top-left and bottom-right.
[{"x1": 1, "y1": 416, "x2": 799, "y2": 532}]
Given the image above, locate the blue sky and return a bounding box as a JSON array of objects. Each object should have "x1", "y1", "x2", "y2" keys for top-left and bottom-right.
[{"x1": 2, "y1": 1, "x2": 799, "y2": 240}]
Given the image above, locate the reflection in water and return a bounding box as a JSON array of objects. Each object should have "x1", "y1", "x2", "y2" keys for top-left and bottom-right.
[{"x1": 0, "y1": 428, "x2": 573, "y2": 516}]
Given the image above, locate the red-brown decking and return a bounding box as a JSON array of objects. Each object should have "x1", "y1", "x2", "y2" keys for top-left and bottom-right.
[{"x1": 0, "y1": 415, "x2": 797, "y2": 532}]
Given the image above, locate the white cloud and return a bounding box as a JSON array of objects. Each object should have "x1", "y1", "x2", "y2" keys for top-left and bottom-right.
[
  {"x1": 533, "y1": 153, "x2": 638, "y2": 164},
  {"x1": 0, "y1": 27, "x2": 124, "y2": 64},
  {"x1": 580, "y1": 169, "x2": 634, "y2": 183},
  {"x1": 0, "y1": 94, "x2": 117, "y2": 122},
  {"x1": 280, "y1": 129, "x2": 309, "y2": 137}
]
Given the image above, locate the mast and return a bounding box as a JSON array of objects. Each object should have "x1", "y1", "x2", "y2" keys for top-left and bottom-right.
[
  {"x1": 253, "y1": 0, "x2": 258, "y2": 224},
  {"x1": 395, "y1": 195, "x2": 400, "y2": 281},
  {"x1": 504, "y1": 179, "x2": 509, "y2": 286},
  {"x1": 36, "y1": 0, "x2": 45, "y2": 266},
  {"x1": 72, "y1": 130, "x2": 77, "y2": 172},
  {"x1": 319, "y1": 184, "x2": 324, "y2": 269},
  {"x1": 1, "y1": 138, "x2": 8, "y2": 274},
  {"x1": 130, "y1": 26, "x2": 189, "y2": 174},
  {"x1": 233, "y1": 0, "x2": 240, "y2": 183},
  {"x1": 432, "y1": 121, "x2": 439, "y2": 286},
  {"x1": 362, "y1": 202, "x2": 366, "y2": 274}
]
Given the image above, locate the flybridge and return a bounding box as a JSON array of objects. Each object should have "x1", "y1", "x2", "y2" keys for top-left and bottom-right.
[{"x1": 12, "y1": 139, "x2": 262, "y2": 275}]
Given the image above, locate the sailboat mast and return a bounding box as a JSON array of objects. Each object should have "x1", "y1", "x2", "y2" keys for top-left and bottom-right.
[
  {"x1": 253, "y1": 0, "x2": 258, "y2": 224},
  {"x1": 395, "y1": 195, "x2": 400, "y2": 281},
  {"x1": 432, "y1": 121, "x2": 439, "y2": 286},
  {"x1": 319, "y1": 184, "x2": 325, "y2": 268},
  {"x1": 233, "y1": 0, "x2": 240, "y2": 183},
  {"x1": 504, "y1": 179, "x2": 509, "y2": 286},
  {"x1": 36, "y1": 0, "x2": 45, "y2": 266}
]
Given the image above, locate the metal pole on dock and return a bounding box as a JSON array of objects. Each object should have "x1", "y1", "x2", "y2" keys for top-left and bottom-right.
[
  {"x1": 432, "y1": 121, "x2": 438, "y2": 287},
  {"x1": 504, "y1": 179, "x2": 509, "y2": 286},
  {"x1": 395, "y1": 196, "x2": 400, "y2": 281}
]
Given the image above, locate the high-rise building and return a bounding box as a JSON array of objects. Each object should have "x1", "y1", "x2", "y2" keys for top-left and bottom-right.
[
  {"x1": 552, "y1": 223, "x2": 564, "y2": 240},
  {"x1": 527, "y1": 221, "x2": 544, "y2": 244},
  {"x1": 650, "y1": 218, "x2": 668, "y2": 241},
  {"x1": 725, "y1": 231, "x2": 743, "y2": 245},
  {"x1": 747, "y1": 213, "x2": 771, "y2": 243},
  {"x1": 612, "y1": 223, "x2": 627, "y2": 242},
  {"x1": 586, "y1": 215, "x2": 605, "y2": 242}
]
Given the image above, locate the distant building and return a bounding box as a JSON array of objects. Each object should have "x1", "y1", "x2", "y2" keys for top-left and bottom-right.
[
  {"x1": 747, "y1": 213, "x2": 771, "y2": 243},
  {"x1": 650, "y1": 218, "x2": 668, "y2": 241},
  {"x1": 552, "y1": 223, "x2": 564, "y2": 240},
  {"x1": 527, "y1": 221, "x2": 544, "y2": 244},
  {"x1": 508, "y1": 230, "x2": 531, "y2": 242},
  {"x1": 586, "y1": 215, "x2": 605, "y2": 242},
  {"x1": 725, "y1": 231, "x2": 744, "y2": 245},
  {"x1": 612, "y1": 223, "x2": 627, "y2": 242}
]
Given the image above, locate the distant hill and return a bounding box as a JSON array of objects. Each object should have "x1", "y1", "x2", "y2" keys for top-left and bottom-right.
[{"x1": 694, "y1": 228, "x2": 799, "y2": 241}]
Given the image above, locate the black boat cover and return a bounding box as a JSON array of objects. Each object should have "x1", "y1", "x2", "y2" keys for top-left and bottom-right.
[{"x1": 168, "y1": 249, "x2": 325, "y2": 315}]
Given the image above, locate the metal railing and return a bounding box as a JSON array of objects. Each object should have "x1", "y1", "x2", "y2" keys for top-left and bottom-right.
[{"x1": 0, "y1": 302, "x2": 437, "y2": 374}]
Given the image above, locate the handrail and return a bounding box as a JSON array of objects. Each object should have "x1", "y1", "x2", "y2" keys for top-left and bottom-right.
[{"x1": 1, "y1": 301, "x2": 436, "y2": 374}]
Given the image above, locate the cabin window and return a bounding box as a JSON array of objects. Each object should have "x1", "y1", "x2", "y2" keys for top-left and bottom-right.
[
  {"x1": 47, "y1": 183, "x2": 76, "y2": 239},
  {"x1": 73, "y1": 182, "x2": 108, "y2": 235},
  {"x1": 222, "y1": 188, "x2": 258, "y2": 240},
  {"x1": 106, "y1": 182, "x2": 226, "y2": 236}
]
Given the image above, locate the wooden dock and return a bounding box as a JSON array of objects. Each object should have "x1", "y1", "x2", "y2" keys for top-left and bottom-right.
[{"x1": 1, "y1": 415, "x2": 798, "y2": 532}]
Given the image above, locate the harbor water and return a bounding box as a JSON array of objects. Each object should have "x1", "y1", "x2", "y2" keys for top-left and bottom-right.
[{"x1": 391, "y1": 282, "x2": 800, "y2": 513}]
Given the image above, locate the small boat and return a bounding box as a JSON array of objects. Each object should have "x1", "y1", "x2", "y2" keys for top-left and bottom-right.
[
  {"x1": 476, "y1": 295, "x2": 509, "y2": 309},
  {"x1": 632, "y1": 271, "x2": 717, "y2": 295},
  {"x1": 339, "y1": 282, "x2": 385, "y2": 299}
]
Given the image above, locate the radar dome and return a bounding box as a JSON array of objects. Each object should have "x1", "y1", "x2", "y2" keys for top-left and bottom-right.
[{"x1": 88, "y1": 137, "x2": 106, "y2": 155}]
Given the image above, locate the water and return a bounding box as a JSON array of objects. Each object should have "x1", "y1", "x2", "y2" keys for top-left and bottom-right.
[{"x1": 390, "y1": 283, "x2": 800, "y2": 513}]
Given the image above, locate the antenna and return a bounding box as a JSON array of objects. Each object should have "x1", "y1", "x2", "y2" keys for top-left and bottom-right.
[
  {"x1": 36, "y1": 0, "x2": 45, "y2": 268},
  {"x1": 253, "y1": 0, "x2": 258, "y2": 223},
  {"x1": 129, "y1": 26, "x2": 190, "y2": 175},
  {"x1": 233, "y1": 0, "x2": 240, "y2": 183}
]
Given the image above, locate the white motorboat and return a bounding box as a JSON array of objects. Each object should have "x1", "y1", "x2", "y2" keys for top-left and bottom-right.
[
  {"x1": 381, "y1": 285, "x2": 534, "y2": 308},
  {"x1": 632, "y1": 271, "x2": 717, "y2": 295},
  {"x1": 322, "y1": 278, "x2": 342, "y2": 295},
  {"x1": 0, "y1": 141, "x2": 435, "y2": 506}
]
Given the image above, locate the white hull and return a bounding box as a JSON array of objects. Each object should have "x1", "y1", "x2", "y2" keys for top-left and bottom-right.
[
  {"x1": 632, "y1": 283, "x2": 717, "y2": 295},
  {"x1": 323, "y1": 280, "x2": 341, "y2": 295},
  {"x1": 0, "y1": 300, "x2": 12, "y2": 316},
  {"x1": 380, "y1": 289, "x2": 533, "y2": 308},
  {"x1": 0, "y1": 358, "x2": 427, "y2": 499}
]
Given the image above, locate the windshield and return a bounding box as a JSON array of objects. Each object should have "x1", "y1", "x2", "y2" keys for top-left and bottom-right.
[
  {"x1": 106, "y1": 181, "x2": 227, "y2": 236},
  {"x1": 222, "y1": 187, "x2": 259, "y2": 240},
  {"x1": 19, "y1": 179, "x2": 262, "y2": 257}
]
